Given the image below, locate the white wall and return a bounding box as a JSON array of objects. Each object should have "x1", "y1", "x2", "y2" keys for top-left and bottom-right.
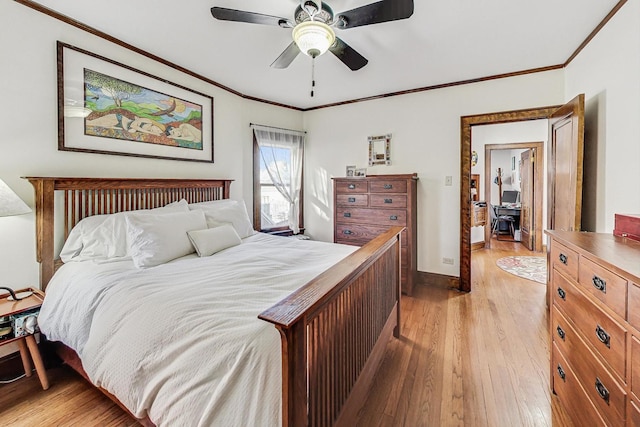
[
  {"x1": 0, "y1": 1, "x2": 303, "y2": 289},
  {"x1": 564, "y1": 0, "x2": 640, "y2": 232},
  {"x1": 304, "y1": 71, "x2": 564, "y2": 275}
]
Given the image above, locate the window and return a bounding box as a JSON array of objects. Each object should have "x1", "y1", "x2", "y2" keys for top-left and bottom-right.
[{"x1": 252, "y1": 127, "x2": 304, "y2": 234}]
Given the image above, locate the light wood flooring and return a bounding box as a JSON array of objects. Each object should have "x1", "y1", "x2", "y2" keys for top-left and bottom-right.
[{"x1": 0, "y1": 239, "x2": 572, "y2": 426}]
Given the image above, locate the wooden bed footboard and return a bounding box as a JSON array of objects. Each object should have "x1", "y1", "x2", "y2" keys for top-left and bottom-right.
[{"x1": 260, "y1": 226, "x2": 403, "y2": 427}]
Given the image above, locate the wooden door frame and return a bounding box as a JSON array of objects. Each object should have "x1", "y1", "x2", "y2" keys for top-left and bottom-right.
[
  {"x1": 459, "y1": 105, "x2": 560, "y2": 293},
  {"x1": 483, "y1": 142, "x2": 544, "y2": 251}
]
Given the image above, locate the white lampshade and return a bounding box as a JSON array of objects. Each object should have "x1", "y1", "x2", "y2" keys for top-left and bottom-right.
[
  {"x1": 0, "y1": 179, "x2": 31, "y2": 217},
  {"x1": 292, "y1": 21, "x2": 336, "y2": 58}
]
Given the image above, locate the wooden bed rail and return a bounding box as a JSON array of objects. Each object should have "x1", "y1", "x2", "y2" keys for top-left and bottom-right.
[
  {"x1": 260, "y1": 226, "x2": 403, "y2": 427},
  {"x1": 24, "y1": 177, "x2": 233, "y2": 289}
]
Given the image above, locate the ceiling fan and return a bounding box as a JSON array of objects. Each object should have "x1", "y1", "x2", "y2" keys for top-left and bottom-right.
[{"x1": 211, "y1": 0, "x2": 414, "y2": 71}]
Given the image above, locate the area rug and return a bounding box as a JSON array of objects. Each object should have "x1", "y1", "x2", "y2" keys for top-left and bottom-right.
[{"x1": 496, "y1": 256, "x2": 547, "y2": 284}]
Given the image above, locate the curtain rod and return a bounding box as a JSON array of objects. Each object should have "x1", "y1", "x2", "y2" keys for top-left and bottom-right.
[{"x1": 250, "y1": 123, "x2": 307, "y2": 134}]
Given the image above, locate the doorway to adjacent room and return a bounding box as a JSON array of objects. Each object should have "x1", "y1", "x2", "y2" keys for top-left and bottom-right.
[{"x1": 483, "y1": 142, "x2": 544, "y2": 252}]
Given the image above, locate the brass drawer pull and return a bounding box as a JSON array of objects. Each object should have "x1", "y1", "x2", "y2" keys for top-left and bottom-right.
[
  {"x1": 556, "y1": 325, "x2": 566, "y2": 341},
  {"x1": 390, "y1": 215, "x2": 398, "y2": 221},
  {"x1": 384, "y1": 184, "x2": 393, "y2": 189},
  {"x1": 595, "y1": 378, "x2": 610, "y2": 404},
  {"x1": 557, "y1": 287, "x2": 566, "y2": 300},
  {"x1": 348, "y1": 197, "x2": 356, "y2": 203},
  {"x1": 557, "y1": 364, "x2": 566, "y2": 382},
  {"x1": 592, "y1": 275, "x2": 607, "y2": 293},
  {"x1": 595, "y1": 325, "x2": 611, "y2": 348},
  {"x1": 384, "y1": 198, "x2": 393, "y2": 204},
  {"x1": 343, "y1": 230, "x2": 353, "y2": 235},
  {"x1": 559, "y1": 253, "x2": 568, "y2": 265},
  {"x1": 348, "y1": 184, "x2": 356, "y2": 190},
  {"x1": 344, "y1": 212, "x2": 351, "y2": 218}
]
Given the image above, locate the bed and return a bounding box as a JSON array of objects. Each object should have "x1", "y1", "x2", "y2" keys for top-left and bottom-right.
[{"x1": 26, "y1": 177, "x2": 402, "y2": 427}]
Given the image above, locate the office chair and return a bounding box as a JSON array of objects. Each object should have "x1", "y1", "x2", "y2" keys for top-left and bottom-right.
[{"x1": 491, "y1": 205, "x2": 516, "y2": 240}]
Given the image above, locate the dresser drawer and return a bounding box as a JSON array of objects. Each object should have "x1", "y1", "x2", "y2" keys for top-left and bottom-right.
[
  {"x1": 336, "y1": 194, "x2": 369, "y2": 207},
  {"x1": 558, "y1": 319, "x2": 626, "y2": 426},
  {"x1": 336, "y1": 207, "x2": 407, "y2": 226},
  {"x1": 370, "y1": 194, "x2": 407, "y2": 208},
  {"x1": 552, "y1": 343, "x2": 606, "y2": 427},
  {"x1": 335, "y1": 224, "x2": 407, "y2": 247},
  {"x1": 551, "y1": 268, "x2": 576, "y2": 314},
  {"x1": 553, "y1": 271, "x2": 626, "y2": 380},
  {"x1": 550, "y1": 240, "x2": 579, "y2": 281},
  {"x1": 631, "y1": 336, "x2": 640, "y2": 400},
  {"x1": 630, "y1": 399, "x2": 640, "y2": 427},
  {"x1": 628, "y1": 283, "x2": 640, "y2": 330},
  {"x1": 369, "y1": 180, "x2": 407, "y2": 193},
  {"x1": 335, "y1": 180, "x2": 368, "y2": 193},
  {"x1": 578, "y1": 256, "x2": 628, "y2": 319},
  {"x1": 552, "y1": 306, "x2": 580, "y2": 362}
]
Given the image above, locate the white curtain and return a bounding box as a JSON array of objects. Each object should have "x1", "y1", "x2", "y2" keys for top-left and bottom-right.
[{"x1": 253, "y1": 125, "x2": 305, "y2": 234}]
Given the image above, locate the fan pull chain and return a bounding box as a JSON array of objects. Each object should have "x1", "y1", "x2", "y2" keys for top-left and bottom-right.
[{"x1": 311, "y1": 56, "x2": 316, "y2": 97}]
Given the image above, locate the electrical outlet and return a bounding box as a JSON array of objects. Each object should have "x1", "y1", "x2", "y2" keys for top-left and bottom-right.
[
  {"x1": 445, "y1": 176, "x2": 453, "y2": 186},
  {"x1": 442, "y1": 257, "x2": 454, "y2": 265}
]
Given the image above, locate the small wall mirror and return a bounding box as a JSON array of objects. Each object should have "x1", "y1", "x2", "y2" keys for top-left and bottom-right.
[{"x1": 368, "y1": 134, "x2": 391, "y2": 166}]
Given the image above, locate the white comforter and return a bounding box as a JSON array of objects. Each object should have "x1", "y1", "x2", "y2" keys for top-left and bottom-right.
[{"x1": 39, "y1": 233, "x2": 357, "y2": 426}]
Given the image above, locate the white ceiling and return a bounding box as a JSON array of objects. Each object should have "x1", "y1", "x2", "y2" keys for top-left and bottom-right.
[{"x1": 32, "y1": 0, "x2": 619, "y2": 109}]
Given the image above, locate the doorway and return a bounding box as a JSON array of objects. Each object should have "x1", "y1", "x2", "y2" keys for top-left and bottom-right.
[
  {"x1": 483, "y1": 142, "x2": 544, "y2": 252},
  {"x1": 459, "y1": 105, "x2": 561, "y2": 293}
]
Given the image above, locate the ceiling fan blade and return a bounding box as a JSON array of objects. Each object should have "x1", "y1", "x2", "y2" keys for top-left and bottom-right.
[
  {"x1": 329, "y1": 38, "x2": 368, "y2": 71},
  {"x1": 211, "y1": 7, "x2": 294, "y2": 28},
  {"x1": 271, "y1": 42, "x2": 301, "y2": 69},
  {"x1": 335, "y1": 0, "x2": 413, "y2": 29}
]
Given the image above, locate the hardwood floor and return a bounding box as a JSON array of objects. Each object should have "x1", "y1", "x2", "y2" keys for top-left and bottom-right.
[
  {"x1": 0, "y1": 239, "x2": 572, "y2": 426},
  {"x1": 356, "y1": 238, "x2": 572, "y2": 426}
]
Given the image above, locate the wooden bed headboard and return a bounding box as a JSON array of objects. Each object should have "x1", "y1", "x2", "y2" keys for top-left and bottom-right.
[{"x1": 24, "y1": 177, "x2": 233, "y2": 289}]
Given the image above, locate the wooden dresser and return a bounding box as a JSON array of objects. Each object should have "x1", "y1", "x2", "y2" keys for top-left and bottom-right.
[
  {"x1": 333, "y1": 174, "x2": 418, "y2": 295},
  {"x1": 546, "y1": 230, "x2": 640, "y2": 426}
]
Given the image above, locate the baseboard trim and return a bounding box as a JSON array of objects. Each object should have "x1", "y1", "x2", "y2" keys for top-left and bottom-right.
[
  {"x1": 471, "y1": 241, "x2": 485, "y2": 251},
  {"x1": 418, "y1": 271, "x2": 460, "y2": 289}
]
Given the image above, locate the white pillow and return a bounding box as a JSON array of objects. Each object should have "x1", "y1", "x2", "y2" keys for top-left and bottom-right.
[
  {"x1": 187, "y1": 224, "x2": 241, "y2": 257},
  {"x1": 60, "y1": 199, "x2": 189, "y2": 262},
  {"x1": 126, "y1": 210, "x2": 207, "y2": 268},
  {"x1": 60, "y1": 214, "x2": 110, "y2": 261},
  {"x1": 190, "y1": 200, "x2": 256, "y2": 238}
]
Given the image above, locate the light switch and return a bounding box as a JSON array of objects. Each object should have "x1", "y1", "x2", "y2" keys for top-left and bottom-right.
[{"x1": 445, "y1": 176, "x2": 453, "y2": 186}]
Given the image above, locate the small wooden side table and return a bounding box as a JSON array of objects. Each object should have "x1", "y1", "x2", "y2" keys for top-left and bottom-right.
[{"x1": 0, "y1": 287, "x2": 49, "y2": 390}]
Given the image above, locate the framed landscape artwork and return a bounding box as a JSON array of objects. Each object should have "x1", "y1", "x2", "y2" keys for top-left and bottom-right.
[{"x1": 57, "y1": 41, "x2": 214, "y2": 162}]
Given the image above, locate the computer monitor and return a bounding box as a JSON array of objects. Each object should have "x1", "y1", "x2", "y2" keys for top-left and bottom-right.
[{"x1": 502, "y1": 190, "x2": 520, "y2": 204}]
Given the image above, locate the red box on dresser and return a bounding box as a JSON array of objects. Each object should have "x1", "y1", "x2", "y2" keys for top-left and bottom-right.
[{"x1": 614, "y1": 214, "x2": 640, "y2": 242}]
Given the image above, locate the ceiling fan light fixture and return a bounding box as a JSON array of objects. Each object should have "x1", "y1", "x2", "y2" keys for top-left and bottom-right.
[{"x1": 292, "y1": 21, "x2": 335, "y2": 58}]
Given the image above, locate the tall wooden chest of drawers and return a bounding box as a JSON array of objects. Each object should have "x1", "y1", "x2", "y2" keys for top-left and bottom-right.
[
  {"x1": 546, "y1": 230, "x2": 640, "y2": 426},
  {"x1": 333, "y1": 174, "x2": 418, "y2": 295}
]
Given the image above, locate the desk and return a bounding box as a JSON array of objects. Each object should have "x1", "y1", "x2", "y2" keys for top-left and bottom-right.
[{"x1": 492, "y1": 205, "x2": 522, "y2": 240}]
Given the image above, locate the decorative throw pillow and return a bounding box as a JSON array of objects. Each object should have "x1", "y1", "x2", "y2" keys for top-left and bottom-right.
[
  {"x1": 189, "y1": 200, "x2": 256, "y2": 239},
  {"x1": 187, "y1": 224, "x2": 242, "y2": 257}
]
